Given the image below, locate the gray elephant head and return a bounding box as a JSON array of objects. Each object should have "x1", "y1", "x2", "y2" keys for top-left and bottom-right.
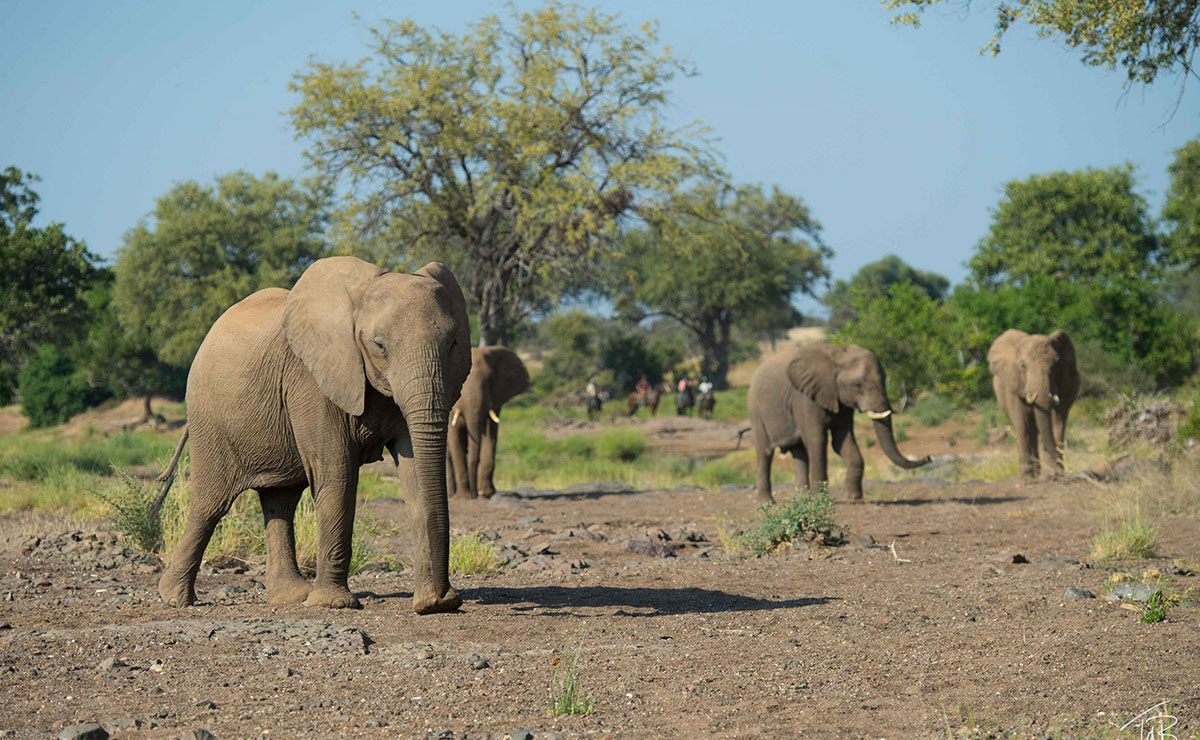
[
  {"x1": 456, "y1": 346, "x2": 531, "y2": 424},
  {"x1": 1006, "y1": 331, "x2": 1072, "y2": 410},
  {"x1": 284, "y1": 256, "x2": 471, "y2": 611},
  {"x1": 788, "y1": 343, "x2": 930, "y2": 469}
]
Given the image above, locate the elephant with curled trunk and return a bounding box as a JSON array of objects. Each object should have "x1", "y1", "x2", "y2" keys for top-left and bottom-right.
[
  {"x1": 156, "y1": 256, "x2": 471, "y2": 615},
  {"x1": 447, "y1": 346, "x2": 530, "y2": 498},
  {"x1": 988, "y1": 329, "x2": 1079, "y2": 480},
  {"x1": 748, "y1": 343, "x2": 931, "y2": 503}
]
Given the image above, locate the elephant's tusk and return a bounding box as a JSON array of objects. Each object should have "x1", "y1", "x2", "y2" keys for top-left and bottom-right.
[
  {"x1": 1051, "y1": 394, "x2": 1061, "y2": 405},
  {"x1": 449, "y1": 408, "x2": 460, "y2": 427},
  {"x1": 865, "y1": 409, "x2": 892, "y2": 420},
  {"x1": 489, "y1": 409, "x2": 500, "y2": 424}
]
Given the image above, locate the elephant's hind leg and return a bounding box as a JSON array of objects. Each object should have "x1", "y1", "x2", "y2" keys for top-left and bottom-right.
[
  {"x1": 788, "y1": 444, "x2": 809, "y2": 495},
  {"x1": 159, "y1": 473, "x2": 241, "y2": 608},
  {"x1": 258, "y1": 486, "x2": 311, "y2": 604},
  {"x1": 753, "y1": 426, "x2": 775, "y2": 504}
]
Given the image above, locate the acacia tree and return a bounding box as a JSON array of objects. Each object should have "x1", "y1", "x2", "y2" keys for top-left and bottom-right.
[
  {"x1": 610, "y1": 182, "x2": 830, "y2": 389},
  {"x1": 969, "y1": 165, "x2": 1159, "y2": 288},
  {"x1": 0, "y1": 166, "x2": 98, "y2": 402},
  {"x1": 289, "y1": 3, "x2": 711, "y2": 346},
  {"x1": 884, "y1": 1, "x2": 1200, "y2": 88},
  {"x1": 114, "y1": 171, "x2": 331, "y2": 367}
]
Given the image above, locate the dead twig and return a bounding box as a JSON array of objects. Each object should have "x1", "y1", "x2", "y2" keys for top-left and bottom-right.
[{"x1": 889, "y1": 540, "x2": 911, "y2": 564}]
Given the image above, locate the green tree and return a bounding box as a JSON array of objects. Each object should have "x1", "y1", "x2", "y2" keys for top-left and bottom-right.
[
  {"x1": 884, "y1": 1, "x2": 1200, "y2": 87},
  {"x1": 18, "y1": 344, "x2": 108, "y2": 428},
  {"x1": 289, "y1": 3, "x2": 711, "y2": 346},
  {"x1": 610, "y1": 181, "x2": 829, "y2": 389},
  {"x1": 969, "y1": 165, "x2": 1159, "y2": 288},
  {"x1": 114, "y1": 171, "x2": 331, "y2": 367},
  {"x1": 822, "y1": 254, "x2": 949, "y2": 330},
  {"x1": 1163, "y1": 138, "x2": 1200, "y2": 267},
  {"x1": 0, "y1": 166, "x2": 99, "y2": 403},
  {"x1": 77, "y1": 275, "x2": 187, "y2": 424}
]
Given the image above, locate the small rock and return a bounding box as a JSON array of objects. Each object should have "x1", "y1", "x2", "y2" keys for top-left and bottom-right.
[
  {"x1": 56, "y1": 724, "x2": 108, "y2": 740},
  {"x1": 1010, "y1": 553, "x2": 1029, "y2": 564},
  {"x1": 181, "y1": 731, "x2": 216, "y2": 740},
  {"x1": 1064, "y1": 586, "x2": 1095, "y2": 600},
  {"x1": 276, "y1": 667, "x2": 294, "y2": 678},
  {"x1": 622, "y1": 539, "x2": 675, "y2": 558},
  {"x1": 468, "y1": 654, "x2": 489, "y2": 670},
  {"x1": 261, "y1": 646, "x2": 279, "y2": 656},
  {"x1": 1106, "y1": 582, "x2": 1155, "y2": 603},
  {"x1": 106, "y1": 719, "x2": 141, "y2": 730},
  {"x1": 856, "y1": 534, "x2": 876, "y2": 546},
  {"x1": 516, "y1": 516, "x2": 542, "y2": 524},
  {"x1": 96, "y1": 657, "x2": 128, "y2": 673},
  {"x1": 330, "y1": 715, "x2": 350, "y2": 722},
  {"x1": 417, "y1": 647, "x2": 435, "y2": 660},
  {"x1": 508, "y1": 731, "x2": 535, "y2": 740},
  {"x1": 194, "y1": 700, "x2": 217, "y2": 710}
]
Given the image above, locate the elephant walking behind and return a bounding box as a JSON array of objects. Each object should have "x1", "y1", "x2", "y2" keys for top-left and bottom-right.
[
  {"x1": 157, "y1": 257, "x2": 471, "y2": 615},
  {"x1": 447, "y1": 346, "x2": 530, "y2": 498},
  {"x1": 987, "y1": 329, "x2": 1079, "y2": 480},
  {"x1": 747, "y1": 343, "x2": 931, "y2": 503}
]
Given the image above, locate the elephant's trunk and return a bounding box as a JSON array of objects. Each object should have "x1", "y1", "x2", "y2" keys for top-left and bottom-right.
[
  {"x1": 405, "y1": 409, "x2": 459, "y2": 613},
  {"x1": 873, "y1": 417, "x2": 931, "y2": 469}
]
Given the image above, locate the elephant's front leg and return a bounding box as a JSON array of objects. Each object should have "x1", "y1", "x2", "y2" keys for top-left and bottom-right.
[
  {"x1": 447, "y1": 423, "x2": 471, "y2": 497},
  {"x1": 466, "y1": 427, "x2": 482, "y2": 498},
  {"x1": 476, "y1": 417, "x2": 498, "y2": 498},
  {"x1": 753, "y1": 424, "x2": 775, "y2": 504},
  {"x1": 303, "y1": 467, "x2": 361, "y2": 609},
  {"x1": 805, "y1": 426, "x2": 830, "y2": 494},
  {"x1": 1035, "y1": 406, "x2": 1061, "y2": 477},
  {"x1": 258, "y1": 486, "x2": 311, "y2": 604},
  {"x1": 396, "y1": 452, "x2": 461, "y2": 614},
  {"x1": 831, "y1": 418, "x2": 864, "y2": 499},
  {"x1": 789, "y1": 445, "x2": 809, "y2": 495}
]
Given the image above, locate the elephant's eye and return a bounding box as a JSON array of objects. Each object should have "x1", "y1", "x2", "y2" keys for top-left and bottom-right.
[{"x1": 372, "y1": 339, "x2": 387, "y2": 355}]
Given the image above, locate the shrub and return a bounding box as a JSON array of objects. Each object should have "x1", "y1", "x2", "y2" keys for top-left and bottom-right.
[
  {"x1": 18, "y1": 344, "x2": 109, "y2": 428},
  {"x1": 449, "y1": 533, "x2": 500, "y2": 575},
  {"x1": 93, "y1": 474, "x2": 164, "y2": 553},
  {"x1": 1090, "y1": 513, "x2": 1157, "y2": 561},
  {"x1": 737, "y1": 485, "x2": 838, "y2": 555},
  {"x1": 594, "y1": 428, "x2": 644, "y2": 461},
  {"x1": 908, "y1": 394, "x2": 958, "y2": 427}
]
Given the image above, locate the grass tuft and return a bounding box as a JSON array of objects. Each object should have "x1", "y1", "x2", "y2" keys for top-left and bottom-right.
[
  {"x1": 548, "y1": 647, "x2": 596, "y2": 717},
  {"x1": 449, "y1": 533, "x2": 500, "y2": 575},
  {"x1": 1140, "y1": 589, "x2": 1169, "y2": 624},
  {"x1": 92, "y1": 473, "x2": 165, "y2": 553},
  {"x1": 593, "y1": 428, "x2": 645, "y2": 461},
  {"x1": 1090, "y1": 511, "x2": 1157, "y2": 562},
  {"x1": 737, "y1": 485, "x2": 839, "y2": 556}
]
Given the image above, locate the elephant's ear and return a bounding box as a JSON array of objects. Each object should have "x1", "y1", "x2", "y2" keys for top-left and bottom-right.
[
  {"x1": 284, "y1": 257, "x2": 386, "y2": 416},
  {"x1": 413, "y1": 261, "x2": 473, "y2": 400},
  {"x1": 786, "y1": 345, "x2": 839, "y2": 413},
  {"x1": 987, "y1": 330, "x2": 1023, "y2": 395},
  {"x1": 1048, "y1": 330, "x2": 1075, "y2": 359},
  {"x1": 485, "y1": 347, "x2": 531, "y2": 407}
]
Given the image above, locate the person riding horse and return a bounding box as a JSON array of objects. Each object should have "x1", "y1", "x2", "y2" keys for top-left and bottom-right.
[
  {"x1": 698, "y1": 376, "x2": 715, "y2": 418},
  {"x1": 586, "y1": 376, "x2": 602, "y2": 420}
]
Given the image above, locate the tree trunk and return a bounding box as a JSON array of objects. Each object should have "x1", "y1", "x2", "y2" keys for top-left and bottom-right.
[
  {"x1": 714, "y1": 314, "x2": 732, "y2": 390},
  {"x1": 477, "y1": 274, "x2": 510, "y2": 347}
]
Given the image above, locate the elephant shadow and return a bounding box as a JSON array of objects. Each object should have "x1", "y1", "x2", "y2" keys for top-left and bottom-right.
[{"x1": 464, "y1": 585, "x2": 834, "y2": 616}]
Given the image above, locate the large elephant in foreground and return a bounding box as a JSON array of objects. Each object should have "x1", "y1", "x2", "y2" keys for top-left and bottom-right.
[
  {"x1": 748, "y1": 343, "x2": 931, "y2": 503},
  {"x1": 156, "y1": 257, "x2": 471, "y2": 615},
  {"x1": 448, "y1": 346, "x2": 530, "y2": 498},
  {"x1": 988, "y1": 329, "x2": 1079, "y2": 480}
]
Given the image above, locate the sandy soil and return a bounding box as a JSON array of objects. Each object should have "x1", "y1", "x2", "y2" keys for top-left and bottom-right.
[{"x1": 1, "y1": 446, "x2": 1198, "y2": 740}]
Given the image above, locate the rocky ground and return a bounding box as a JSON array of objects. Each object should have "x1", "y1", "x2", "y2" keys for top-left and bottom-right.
[{"x1": 1, "y1": 469, "x2": 1198, "y2": 739}]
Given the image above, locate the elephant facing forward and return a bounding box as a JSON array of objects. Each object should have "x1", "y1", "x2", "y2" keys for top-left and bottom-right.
[
  {"x1": 448, "y1": 346, "x2": 530, "y2": 498},
  {"x1": 157, "y1": 257, "x2": 471, "y2": 615},
  {"x1": 748, "y1": 343, "x2": 931, "y2": 503},
  {"x1": 988, "y1": 329, "x2": 1079, "y2": 480}
]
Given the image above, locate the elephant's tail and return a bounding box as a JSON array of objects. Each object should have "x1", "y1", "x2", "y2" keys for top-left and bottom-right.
[
  {"x1": 149, "y1": 426, "x2": 189, "y2": 524},
  {"x1": 735, "y1": 426, "x2": 751, "y2": 449}
]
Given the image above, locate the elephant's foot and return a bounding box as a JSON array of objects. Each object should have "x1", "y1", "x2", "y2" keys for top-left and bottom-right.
[
  {"x1": 304, "y1": 586, "x2": 362, "y2": 609},
  {"x1": 755, "y1": 490, "x2": 775, "y2": 505},
  {"x1": 413, "y1": 585, "x2": 462, "y2": 615},
  {"x1": 158, "y1": 571, "x2": 196, "y2": 608},
  {"x1": 265, "y1": 573, "x2": 312, "y2": 604},
  {"x1": 477, "y1": 487, "x2": 495, "y2": 499}
]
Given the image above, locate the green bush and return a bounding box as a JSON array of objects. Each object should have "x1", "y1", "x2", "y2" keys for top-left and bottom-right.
[
  {"x1": 1179, "y1": 390, "x2": 1200, "y2": 446},
  {"x1": 594, "y1": 428, "x2": 644, "y2": 461},
  {"x1": 908, "y1": 394, "x2": 958, "y2": 426},
  {"x1": 18, "y1": 344, "x2": 109, "y2": 428},
  {"x1": 94, "y1": 474, "x2": 165, "y2": 553},
  {"x1": 737, "y1": 485, "x2": 838, "y2": 555}
]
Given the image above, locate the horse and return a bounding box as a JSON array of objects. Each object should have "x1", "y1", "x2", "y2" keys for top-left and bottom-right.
[{"x1": 627, "y1": 382, "x2": 669, "y2": 417}]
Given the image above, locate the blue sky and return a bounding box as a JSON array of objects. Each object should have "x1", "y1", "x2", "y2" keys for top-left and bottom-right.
[{"x1": 3, "y1": 1, "x2": 1197, "y2": 315}]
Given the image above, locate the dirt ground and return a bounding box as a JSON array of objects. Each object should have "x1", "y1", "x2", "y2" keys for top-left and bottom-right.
[{"x1": 1, "y1": 427, "x2": 1198, "y2": 739}]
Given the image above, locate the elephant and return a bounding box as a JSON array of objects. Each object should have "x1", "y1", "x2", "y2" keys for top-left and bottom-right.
[
  {"x1": 747, "y1": 343, "x2": 931, "y2": 503},
  {"x1": 447, "y1": 346, "x2": 530, "y2": 499},
  {"x1": 155, "y1": 256, "x2": 471, "y2": 615},
  {"x1": 987, "y1": 329, "x2": 1079, "y2": 480}
]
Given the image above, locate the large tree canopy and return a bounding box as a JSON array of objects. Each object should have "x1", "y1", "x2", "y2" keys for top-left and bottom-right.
[
  {"x1": 969, "y1": 165, "x2": 1159, "y2": 288},
  {"x1": 114, "y1": 171, "x2": 331, "y2": 367},
  {"x1": 609, "y1": 181, "x2": 829, "y2": 389},
  {"x1": 822, "y1": 254, "x2": 949, "y2": 330},
  {"x1": 0, "y1": 166, "x2": 99, "y2": 403},
  {"x1": 884, "y1": 0, "x2": 1200, "y2": 87},
  {"x1": 289, "y1": 2, "x2": 711, "y2": 346}
]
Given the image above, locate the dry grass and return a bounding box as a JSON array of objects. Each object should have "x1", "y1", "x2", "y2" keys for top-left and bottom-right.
[{"x1": 449, "y1": 533, "x2": 501, "y2": 575}]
